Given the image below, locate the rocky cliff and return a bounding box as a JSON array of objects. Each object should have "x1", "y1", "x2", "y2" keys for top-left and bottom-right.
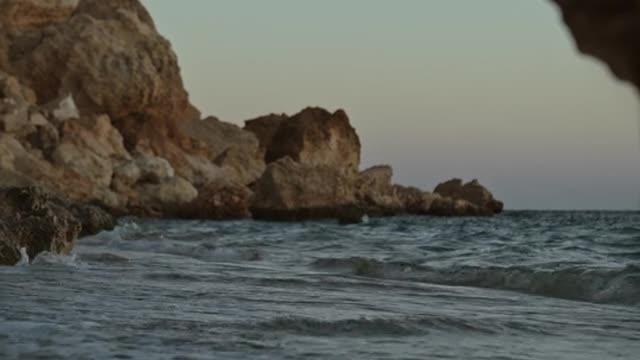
[{"x1": 0, "y1": 0, "x2": 505, "y2": 263}]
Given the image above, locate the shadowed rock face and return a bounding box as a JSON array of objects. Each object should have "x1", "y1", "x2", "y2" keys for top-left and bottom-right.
[
  {"x1": 244, "y1": 113, "x2": 288, "y2": 158},
  {"x1": 0, "y1": 186, "x2": 115, "y2": 265},
  {"x1": 552, "y1": 0, "x2": 640, "y2": 91},
  {"x1": 252, "y1": 107, "x2": 361, "y2": 176}
]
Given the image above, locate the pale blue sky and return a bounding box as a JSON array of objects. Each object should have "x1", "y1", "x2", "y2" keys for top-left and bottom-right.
[{"x1": 143, "y1": 0, "x2": 640, "y2": 210}]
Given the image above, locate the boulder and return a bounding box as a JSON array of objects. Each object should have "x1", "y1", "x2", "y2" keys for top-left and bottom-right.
[
  {"x1": 251, "y1": 157, "x2": 361, "y2": 221},
  {"x1": 0, "y1": 0, "x2": 191, "y2": 147},
  {"x1": 432, "y1": 178, "x2": 503, "y2": 216},
  {"x1": 263, "y1": 107, "x2": 361, "y2": 175},
  {"x1": 51, "y1": 113, "x2": 129, "y2": 188},
  {"x1": 0, "y1": 72, "x2": 37, "y2": 103},
  {"x1": 135, "y1": 155, "x2": 174, "y2": 184},
  {"x1": 132, "y1": 177, "x2": 198, "y2": 216},
  {"x1": 179, "y1": 116, "x2": 264, "y2": 185},
  {"x1": 176, "y1": 180, "x2": 252, "y2": 220},
  {"x1": 0, "y1": 186, "x2": 115, "y2": 266}
]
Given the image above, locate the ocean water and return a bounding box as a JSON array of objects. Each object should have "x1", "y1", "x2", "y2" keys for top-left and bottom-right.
[{"x1": 1, "y1": 211, "x2": 639, "y2": 360}]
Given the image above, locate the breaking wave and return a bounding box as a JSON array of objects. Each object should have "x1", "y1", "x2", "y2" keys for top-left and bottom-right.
[{"x1": 311, "y1": 257, "x2": 640, "y2": 305}]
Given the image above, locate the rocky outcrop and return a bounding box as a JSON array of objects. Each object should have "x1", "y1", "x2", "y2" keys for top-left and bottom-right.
[
  {"x1": 251, "y1": 157, "x2": 362, "y2": 222},
  {"x1": 551, "y1": 0, "x2": 640, "y2": 91},
  {"x1": 246, "y1": 107, "x2": 361, "y2": 176},
  {"x1": 0, "y1": 0, "x2": 190, "y2": 146},
  {"x1": 431, "y1": 179, "x2": 503, "y2": 216},
  {"x1": 246, "y1": 107, "x2": 364, "y2": 222},
  {"x1": 0, "y1": 186, "x2": 115, "y2": 266},
  {"x1": 0, "y1": 0, "x2": 269, "y2": 220},
  {"x1": 0, "y1": 0, "x2": 509, "y2": 238}
]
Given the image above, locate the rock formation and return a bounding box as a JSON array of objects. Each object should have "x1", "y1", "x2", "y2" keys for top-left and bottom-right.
[
  {"x1": 0, "y1": 0, "x2": 510, "y2": 263},
  {"x1": 0, "y1": 186, "x2": 115, "y2": 266},
  {"x1": 431, "y1": 179, "x2": 503, "y2": 216},
  {"x1": 0, "y1": 0, "x2": 268, "y2": 223},
  {"x1": 251, "y1": 157, "x2": 361, "y2": 222},
  {"x1": 246, "y1": 107, "x2": 361, "y2": 176}
]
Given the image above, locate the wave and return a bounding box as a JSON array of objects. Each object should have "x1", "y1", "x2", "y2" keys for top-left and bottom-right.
[
  {"x1": 311, "y1": 257, "x2": 640, "y2": 305},
  {"x1": 254, "y1": 314, "x2": 552, "y2": 337}
]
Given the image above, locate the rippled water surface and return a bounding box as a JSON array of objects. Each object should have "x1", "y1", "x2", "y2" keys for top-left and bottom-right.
[{"x1": 1, "y1": 211, "x2": 640, "y2": 359}]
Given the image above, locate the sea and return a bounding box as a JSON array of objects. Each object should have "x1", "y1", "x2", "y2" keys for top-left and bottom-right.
[{"x1": 1, "y1": 211, "x2": 639, "y2": 360}]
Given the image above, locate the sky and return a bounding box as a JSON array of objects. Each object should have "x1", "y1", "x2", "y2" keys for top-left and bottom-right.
[{"x1": 143, "y1": 0, "x2": 640, "y2": 210}]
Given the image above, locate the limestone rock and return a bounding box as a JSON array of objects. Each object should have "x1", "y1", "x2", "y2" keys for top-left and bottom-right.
[
  {"x1": 0, "y1": 186, "x2": 115, "y2": 265},
  {"x1": 251, "y1": 157, "x2": 360, "y2": 221},
  {"x1": 394, "y1": 185, "x2": 440, "y2": 215},
  {"x1": 44, "y1": 94, "x2": 80, "y2": 126},
  {"x1": 176, "y1": 180, "x2": 252, "y2": 220},
  {"x1": 50, "y1": 114, "x2": 128, "y2": 189},
  {"x1": 0, "y1": 98, "x2": 29, "y2": 133},
  {"x1": 179, "y1": 116, "x2": 264, "y2": 185},
  {"x1": 111, "y1": 160, "x2": 142, "y2": 190},
  {"x1": 135, "y1": 155, "x2": 174, "y2": 184},
  {"x1": 264, "y1": 107, "x2": 361, "y2": 175},
  {"x1": 0, "y1": 72, "x2": 37, "y2": 103},
  {"x1": 0, "y1": 0, "x2": 191, "y2": 144},
  {"x1": 434, "y1": 178, "x2": 503, "y2": 214},
  {"x1": 133, "y1": 177, "x2": 198, "y2": 215},
  {"x1": 243, "y1": 113, "x2": 287, "y2": 157},
  {"x1": 356, "y1": 165, "x2": 403, "y2": 216},
  {"x1": 428, "y1": 197, "x2": 488, "y2": 217},
  {"x1": 0, "y1": 0, "x2": 79, "y2": 28}
]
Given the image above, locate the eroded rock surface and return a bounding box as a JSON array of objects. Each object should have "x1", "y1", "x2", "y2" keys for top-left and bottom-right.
[
  {"x1": 0, "y1": 186, "x2": 114, "y2": 266},
  {"x1": 247, "y1": 107, "x2": 361, "y2": 176},
  {"x1": 356, "y1": 165, "x2": 403, "y2": 216},
  {"x1": 431, "y1": 179, "x2": 503, "y2": 216},
  {"x1": 251, "y1": 157, "x2": 361, "y2": 222}
]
